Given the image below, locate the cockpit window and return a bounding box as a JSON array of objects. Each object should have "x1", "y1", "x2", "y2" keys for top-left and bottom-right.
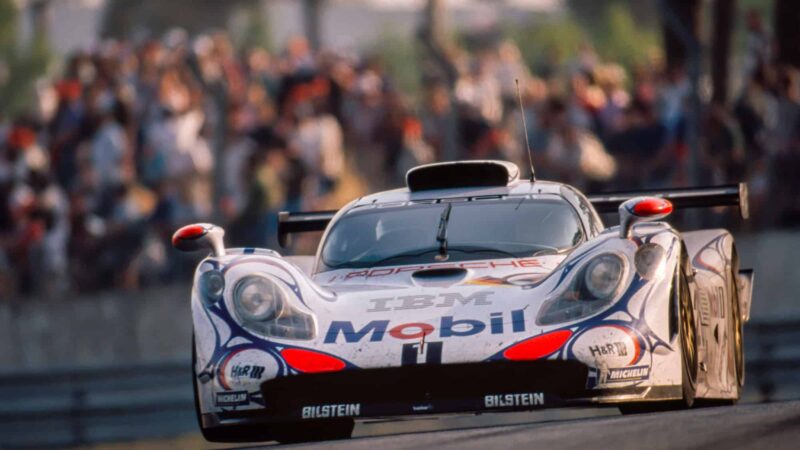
[{"x1": 319, "y1": 196, "x2": 584, "y2": 271}]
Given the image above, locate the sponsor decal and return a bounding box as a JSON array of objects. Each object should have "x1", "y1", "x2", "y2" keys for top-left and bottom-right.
[
  {"x1": 571, "y1": 325, "x2": 641, "y2": 368},
  {"x1": 603, "y1": 366, "x2": 650, "y2": 383},
  {"x1": 217, "y1": 348, "x2": 279, "y2": 390},
  {"x1": 367, "y1": 291, "x2": 493, "y2": 312},
  {"x1": 589, "y1": 342, "x2": 628, "y2": 358},
  {"x1": 484, "y1": 392, "x2": 545, "y2": 408},
  {"x1": 324, "y1": 309, "x2": 527, "y2": 344},
  {"x1": 215, "y1": 390, "x2": 249, "y2": 407},
  {"x1": 230, "y1": 364, "x2": 266, "y2": 380},
  {"x1": 301, "y1": 403, "x2": 361, "y2": 419},
  {"x1": 343, "y1": 259, "x2": 543, "y2": 280},
  {"x1": 402, "y1": 341, "x2": 443, "y2": 365}
]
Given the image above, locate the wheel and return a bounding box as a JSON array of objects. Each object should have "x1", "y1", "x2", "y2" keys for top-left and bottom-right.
[
  {"x1": 696, "y1": 253, "x2": 744, "y2": 407},
  {"x1": 192, "y1": 335, "x2": 353, "y2": 443},
  {"x1": 730, "y1": 252, "x2": 745, "y2": 391},
  {"x1": 677, "y1": 257, "x2": 698, "y2": 408},
  {"x1": 620, "y1": 258, "x2": 697, "y2": 414}
]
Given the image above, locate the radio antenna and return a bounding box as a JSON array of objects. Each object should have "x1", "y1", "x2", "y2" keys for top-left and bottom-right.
[{"x1": 515, "y1": 79, "x2": 536, "y2": 182}]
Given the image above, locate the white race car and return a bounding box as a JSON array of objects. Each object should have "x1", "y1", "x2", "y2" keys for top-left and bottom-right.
[{"x1": 174, "y1": 160, "x2": 754, "y2": 443}]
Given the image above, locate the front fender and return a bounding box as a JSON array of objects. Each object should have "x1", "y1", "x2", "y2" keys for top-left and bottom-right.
[{"x1": 191, "y1": 249, "x2": 333, "y2": 413}]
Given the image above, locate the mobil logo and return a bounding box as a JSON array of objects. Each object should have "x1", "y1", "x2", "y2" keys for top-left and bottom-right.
[{"x1": 323, "y1": 309, "x2": 527, "y2": 344}]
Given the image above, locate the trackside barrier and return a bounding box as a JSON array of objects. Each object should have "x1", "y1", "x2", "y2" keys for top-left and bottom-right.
[
  {"x1": 745, "y1": 318, "x2": 800, "y2": 402},
  {"x1": 0, "y1": 319, "x2": 798, "y2": 448},
  {"x1": 0, "y1": 361, "x2": 194, "y2": 449}
]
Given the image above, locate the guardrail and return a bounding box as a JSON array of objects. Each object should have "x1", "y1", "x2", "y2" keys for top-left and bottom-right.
[
  {"x1": 745, "y1": 319, "x2": 800, "y2": 402},
  {"x1": 0, "y1": 361, "x2": 195, "y2": 449},
  {"x1": 0, "y1": 319, "x2": 798, "y2": 448}
]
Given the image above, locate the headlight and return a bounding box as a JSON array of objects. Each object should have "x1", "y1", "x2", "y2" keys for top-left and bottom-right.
[
  {"x1": 537, "y1": 253, "x2": 626, "y2": 325},
  {"x1": 198, "y1": 270, "x2": 225, "y2": 305},
  {"x1": 232, "y1": 275, "x2": 315, "y2": 340},
  {"x1": 584, "y1": 254, "x2": 624, "y2": 299},
  {"x1": 634, "y1": 243, "x2": 666, "y2": 280},
  {"x1": 234, "y1": 276, "x2": 285, "y2": 321}
]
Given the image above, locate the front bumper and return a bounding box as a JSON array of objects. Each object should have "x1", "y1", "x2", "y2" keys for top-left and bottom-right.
[{"x1": 201, "y1": 360, "x2": 681, "y2": 428}]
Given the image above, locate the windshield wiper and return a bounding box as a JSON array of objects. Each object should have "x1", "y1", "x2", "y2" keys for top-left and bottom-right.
[{"x1": 435, "y1": 202, "x2": 453, "y2": 261}]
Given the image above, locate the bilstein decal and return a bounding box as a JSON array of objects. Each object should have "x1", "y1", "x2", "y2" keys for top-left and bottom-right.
[
  {"x1": 301, "y1": 403, "x2": 361, "y2": 419},
  {"x1": 484, "y1": 392, "x2": 545, "y2": 408}
]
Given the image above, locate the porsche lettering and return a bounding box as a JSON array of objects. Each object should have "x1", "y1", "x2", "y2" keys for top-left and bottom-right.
[{"x1": 343, "y1": 259, "x2": 543, "y2": 280}]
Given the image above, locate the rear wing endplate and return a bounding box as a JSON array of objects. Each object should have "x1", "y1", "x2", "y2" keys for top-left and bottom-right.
[{"x1": 277, "y1": 183, "x2": 749, "y2": 247}]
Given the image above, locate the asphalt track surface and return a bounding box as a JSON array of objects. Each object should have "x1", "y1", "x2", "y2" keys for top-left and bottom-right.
[{"x1": 255, "y1": 400, "x2": 800, "y2": 450}]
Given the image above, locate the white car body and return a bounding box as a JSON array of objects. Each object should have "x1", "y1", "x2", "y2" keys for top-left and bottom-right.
[{"x1": 182, "y1": 161, "x2": 754, "y2": 442}]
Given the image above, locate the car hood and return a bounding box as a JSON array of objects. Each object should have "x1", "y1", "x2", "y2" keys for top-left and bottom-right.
[
  {"x1": 313, "y1": 255, "x2": 567, "y2": 294},
  {"x1": 269, "y1": 255, "x2": 570, "y2": 366}
]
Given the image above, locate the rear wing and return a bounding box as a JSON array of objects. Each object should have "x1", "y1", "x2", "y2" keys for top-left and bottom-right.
[
  {"x1": 277, "y1": 183, "x2": 749, "y2": 247},
  {"x1": 587, "y1": 183, "x2": 749, "y2": 218},
  {"x1": 278, "y1": 210, "x2": 337, "y2": 247}
]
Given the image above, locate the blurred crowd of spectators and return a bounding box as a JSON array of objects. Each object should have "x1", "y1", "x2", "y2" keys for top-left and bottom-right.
[{"x1": 2, "y1": 9, "x2": 799, "y2": 298}]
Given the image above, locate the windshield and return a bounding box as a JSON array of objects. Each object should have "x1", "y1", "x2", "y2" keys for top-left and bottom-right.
[{"x1": 319, "y1": 196, "x2": 584, "y2": 271}]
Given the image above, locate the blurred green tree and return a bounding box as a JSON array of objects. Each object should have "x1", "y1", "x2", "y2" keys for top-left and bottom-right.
[
  {"x1": 102, "y1": 0, "x2": 259, "y2": 38},
  {"x1": 567, "y1": 0, "x2": 660, "y2": 31},
  {"x1": 506, "y1": 2, "x2": 659, "y2": 78},
  {"x1": 593, "y1": 2, "x2": 660, "y2": 70},
  {"x1": 371, "y1": 29, "x2": 421, "y2": 97},
  {"x1": 506, "y1": 16, "x2": 585, "y2": 76},
  {"x1": 0, "y1": 0, "x2": 51, "y2": 118},
  {"x1": 232, "y1": 2, "x2": 273, "y2": 52}
]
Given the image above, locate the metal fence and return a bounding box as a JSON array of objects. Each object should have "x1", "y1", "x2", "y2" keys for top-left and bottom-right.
[
  {"x1": 0, "y1": 319, "x2": 798, "y2": 449},
  {"x1": 0, "y1": 361, "x2": 195, "y2": 448}
]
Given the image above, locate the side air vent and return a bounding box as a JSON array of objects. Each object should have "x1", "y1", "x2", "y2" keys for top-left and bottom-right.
[{"x1": 406, "y1": 160, "x2": 520, "y2": 192}]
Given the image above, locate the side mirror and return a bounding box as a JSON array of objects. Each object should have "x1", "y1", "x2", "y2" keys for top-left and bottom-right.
[
  {"x1": 172, "y1": 223, "x2": 226, "y2": 257},
  {"x1": 619, "y1": 197, "x2": 673, "y2": 239}
]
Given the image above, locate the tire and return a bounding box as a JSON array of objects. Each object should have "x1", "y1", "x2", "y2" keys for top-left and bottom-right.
[
  {"x1": 192, "y1": 335, "x2": 354, "y2": 443},
  {"x1": 620, "y1": 258, "x2": 697, "y2": 414}
]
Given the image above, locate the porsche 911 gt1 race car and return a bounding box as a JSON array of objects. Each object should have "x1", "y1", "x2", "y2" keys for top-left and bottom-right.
[{"x1": 173, "y1": 160, "x2": 754, "y2": 443}]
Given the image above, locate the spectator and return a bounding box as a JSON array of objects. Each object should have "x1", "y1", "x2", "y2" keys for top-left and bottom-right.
[{"x1": 1, "y1": 12, "x2": 798, "y2": 298}]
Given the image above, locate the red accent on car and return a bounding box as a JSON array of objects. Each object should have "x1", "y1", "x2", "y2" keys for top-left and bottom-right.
[
  {"x1": 281, "y1": 348, "x2": 347, "y2": 373},
  {"x1": 389, "y1": 322, "x2": 435, "y2": 340},
  {"x1": 171, "y1": 225, "x2": 206, "y2": 247},
  {"x1": 633, "y1": 198, "x2": 673, "y2": 217},
  {"x1": 503, "y1": 329, "x2": 573, "y2": 361}
]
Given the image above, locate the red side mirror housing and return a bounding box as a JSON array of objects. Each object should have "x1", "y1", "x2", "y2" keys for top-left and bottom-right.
[
  {"x1": 619, "y1": 197, "x2": 673, "y2": 239},
  {"x1": 172, "y1": 223, "x2": 226, "y2": 257}
]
